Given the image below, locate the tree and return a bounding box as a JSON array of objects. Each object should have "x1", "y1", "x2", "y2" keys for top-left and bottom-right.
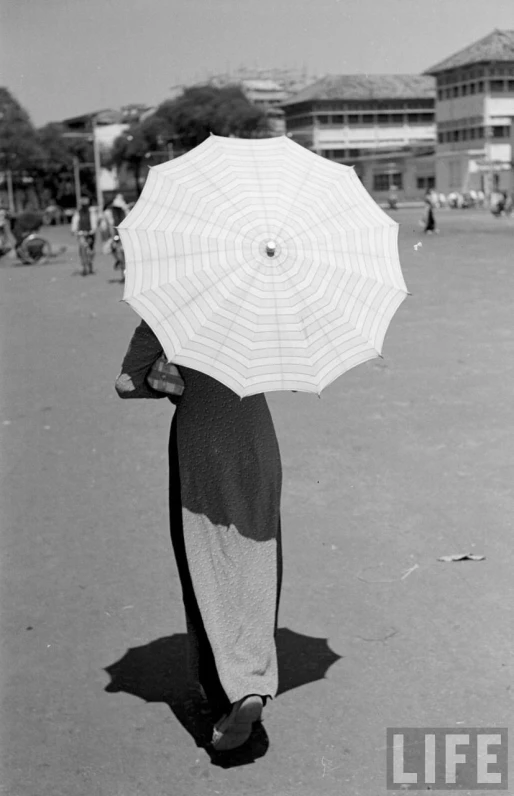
[
  {"x1": 0, "y1": 88, "x2": 44, "y2": 207},
  {"x1": 32, "y1": 123, "x2": 73, "y2": 205},
  {"x1": 108, "y1": 115, "x2": 165, "y2": 195},
  {"x1": 0, "y1": 87, "x2": 43, "y2": 172},
  {"x1": 34, "y1": 123, "x2": 96, "y2": 207},
  {"x1": 153, "y1": 84, "x2": 271, "y2": 152}
]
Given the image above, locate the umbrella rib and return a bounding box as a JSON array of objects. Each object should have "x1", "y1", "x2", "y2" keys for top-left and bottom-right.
[
  {"x1": 282, "y1": 273, "x2": 405, "y2": 359},
  {"x1": 167, "y1": 147, "x2": 260, "y2": 223},
  {"x1": 131, "y1": 247, "x2": 245, "y2": 266},
  {"x1": 249, "y1": 142, "x2": 270, "y2": 232},
  {"x1": 129, "y1": 195, "x2": 247, "y2": 242},
  {"x1": 211, "y1": 262, "x2": 267, "y2": 382},
  {"x1": 275, "y1": 160, "x2": 318, "y2": 241},
  {"x1": 302, "y1": 247, "x2": 400, "y2": 265},
  {"x1": 280, "y1": 206, "x2": 395, "y2": 246},
  {"x1": 277, "y1": 260, "x2": 318, "y2": 365}
]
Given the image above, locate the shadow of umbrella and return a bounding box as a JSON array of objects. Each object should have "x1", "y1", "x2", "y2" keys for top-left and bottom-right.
[
  {"x1": 104, "y1": 627, "x2": 342, "y2": 767},
  {"x1": 275, "y1": 628, "x2": 342, "y2": 695}
]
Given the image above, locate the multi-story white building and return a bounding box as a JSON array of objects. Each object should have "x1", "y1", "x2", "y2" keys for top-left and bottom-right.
[
  {"x1": 282, "y1": 74, "x2": 436, "y2": 200},
  {"x1": 208, "y1": 68, "x2": 318, "y2": 135},
  {"x1": 425, "y1": 29, "x2": 514, "y2": 195}
]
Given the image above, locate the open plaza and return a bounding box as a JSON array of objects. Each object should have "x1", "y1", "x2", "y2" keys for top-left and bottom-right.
[{"x1": 2, "y1": 206, "x2": 513, "y2": 794}]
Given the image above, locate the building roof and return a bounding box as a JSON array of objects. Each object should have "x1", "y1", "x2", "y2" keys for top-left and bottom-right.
[
  {"x1": 282, "y1": 74, "x2": 435, "y2": 106},
  {"x1": 242, "y1": 79, "x2": 283, "y2": 91},
  {"x1": 61, "y1": 109, "x2": 124, "y2": 127},
  {"x1": 425, "y1": 29, "x2": 514, "y2": 74}
]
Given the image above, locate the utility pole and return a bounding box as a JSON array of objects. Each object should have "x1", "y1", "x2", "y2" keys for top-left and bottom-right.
[
  {"x1": 73, "y1": 156, "x2": 81, "y2": 207},
  {"x1": 6, "y1": 168, "x2": 15, "y2": 213},
  {"x1": 510, "y1": 115, "x2": 514, "y2": 196},
  {"x1": 91, "y1": 115, "x2": 103, "y2": 211},
  {"x1": 484, "y1": 122, "x2": 494, "y2": 202}
]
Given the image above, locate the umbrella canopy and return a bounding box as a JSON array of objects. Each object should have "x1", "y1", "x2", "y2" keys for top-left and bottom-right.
[{"x1": 119, "y1": 135, "x2": 408, "y2": 397}]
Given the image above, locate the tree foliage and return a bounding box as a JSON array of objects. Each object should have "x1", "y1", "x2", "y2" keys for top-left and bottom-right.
[
  {"x1": 35, "y1": 123, "x2": 96, "y2": 204},
  {"x1": 0, "y1": 88, "x2": 96, "y2": 206},
  {"x1": 1, "y1": 83, "x2": 273, "y2": 206},
  {"x1": 153, "y1": 84, "x2": 271, "y2": 151},
  {"x1": 0, "y1": 87, "x2": 43, "y2": 173},
  {"x1": 108, "y1": 117, "x2": 162, "y2": 195}
]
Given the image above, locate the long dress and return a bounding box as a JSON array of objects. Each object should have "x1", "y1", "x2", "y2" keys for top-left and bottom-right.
[
  {"x1": 116, "y1": 321, "x2": 283, "y2": 716},
  {"x1": 423, "y1": 201, "x2": 436, "y2": 232}
]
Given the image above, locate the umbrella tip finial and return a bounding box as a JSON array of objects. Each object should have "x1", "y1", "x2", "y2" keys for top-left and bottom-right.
[{"x1": 265, "y1": 240, "x2": 277, "y2": 258}]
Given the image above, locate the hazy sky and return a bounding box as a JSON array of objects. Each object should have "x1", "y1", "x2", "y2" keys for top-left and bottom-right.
[{"x1": 1, "y1": 0, "x2": 513, "y2": 126}]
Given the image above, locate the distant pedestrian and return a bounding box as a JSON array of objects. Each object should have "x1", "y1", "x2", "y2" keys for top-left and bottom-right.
[
  {"x1": 71, "y1": 197, "x2": 99, "y2": 274},
  {"x1": 423, "y1": 192, "x2": 437, "y2": 234},
  {"x1": 102, "y1": 193, "x2": 128, "y2": 239},
  {"x1": 388, "y1": 184, "x2": 398, "y2": 210}
]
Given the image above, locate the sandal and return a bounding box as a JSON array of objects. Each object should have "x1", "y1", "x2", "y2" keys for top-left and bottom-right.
[{"x1": 211, "y1": 695, "x2": 264, "y2": 751}]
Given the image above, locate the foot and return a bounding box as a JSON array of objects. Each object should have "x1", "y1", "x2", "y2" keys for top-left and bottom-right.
[{"x1": 211, "y1": 695, "x2": 264, "y2": 752}]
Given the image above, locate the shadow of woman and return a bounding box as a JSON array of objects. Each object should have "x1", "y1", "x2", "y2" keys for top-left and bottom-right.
[{"x1": 104, "y1": 627, "x2": 342, "y2": 768}]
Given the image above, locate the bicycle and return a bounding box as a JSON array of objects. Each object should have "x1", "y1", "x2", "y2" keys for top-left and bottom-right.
[{"x1": 77, "y1": 231, "x2": 95, "y2": 275}]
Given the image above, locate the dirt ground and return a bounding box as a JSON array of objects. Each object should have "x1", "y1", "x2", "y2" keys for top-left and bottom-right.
[{"x1": 1, "y1": 209, "x2": 513, "y2": 795}]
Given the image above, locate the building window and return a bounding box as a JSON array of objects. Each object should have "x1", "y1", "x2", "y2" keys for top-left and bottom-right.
[
  {"x1": 477, "y1": 81, "x2": 484, "y2": 92},
  {"x1": 373, "y1": 173, "x2": 403, "y2": 191},
  {"x1": 437, "y1": 89, "x2": 444, "y2": 100},
  {"x1": 323, "y1": 149, "x2": 347, "y2": 160},
  {"x1": 469, "y1": 128, "x2": 476, "y2": 140},
  {"x1": 348, "y1": 149, "x2": 360, "y2": 157},
  {"x1": 438, "y1": 132, "x2": 444, "y2": 143},
  {"x1": 452, "y1": 86, "x2": 459, "y2": 97},
  {"x1": 509, "y1": 80, "x2": 514, "y2": 91},
  {"x1": 417, "y1": 176, "x2": 435, "y2": 190},
  {"x1": 469, "y1": 82, "x2": 476, "y2": 94},
  {"x1": 348, "y1": 114, "x2": 359, "y2": 124},
  {"x1": 490, "y1": 80, "x2": 505, "y2": 92},
  {"x1": 361, "y1": 113, "x2": 375, "y2": 125},
  {"x1": 493, "y1": 125, "x2": 510, "y2": 138},
  {"x1": 332, "y1": 114, "x2": 344, "y2": 124}
]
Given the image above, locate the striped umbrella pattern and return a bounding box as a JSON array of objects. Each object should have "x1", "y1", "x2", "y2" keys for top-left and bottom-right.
[{"x1": 119, "y1": 134, "x2": 408, "y2": 397}]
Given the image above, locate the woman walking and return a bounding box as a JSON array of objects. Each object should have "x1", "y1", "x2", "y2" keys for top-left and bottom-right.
[
  {"x1": 115, "y1": 319, "x2": 283, "y2": 751},
  {"x1": 423, "y1": 191, "x2": 437, "y2": 234}
]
